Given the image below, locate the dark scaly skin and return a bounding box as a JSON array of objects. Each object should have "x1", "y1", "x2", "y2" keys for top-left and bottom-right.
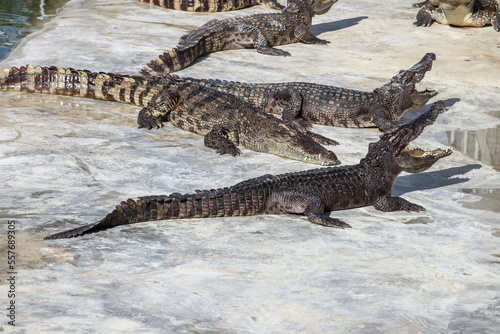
[
  {"x1": 43, "y1": 101, "x2": 452, "y2": 240},
  {"x1": 170, "y1": 53, "x2": 438, "y2": 131},
  {"x1": 139, "y1": 0, "x2": 284, "y2": 12},
  {"x1": 140, "y1": 0, "x2": 337, "y2": 75},
  {"x1": 414, "y1": 0, "x2": 500, "y2": 31},
  {"x1": 0, "y1": 65, "x2": 339, "y2": 164}
]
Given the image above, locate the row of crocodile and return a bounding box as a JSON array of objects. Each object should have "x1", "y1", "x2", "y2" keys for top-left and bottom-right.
[
  {"x1": 139, "y1": 0, "x2": 500, "y2": 30},
  {"x1": 1, "y1": 0, "x2": 490, "y2": 239},
  {"x1": 139, "y1": 0, "x2": 500, "y2": 32}
]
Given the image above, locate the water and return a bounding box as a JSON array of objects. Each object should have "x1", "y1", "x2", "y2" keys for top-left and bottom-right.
[
  {"x1": 445, "y1": 110, "x2": 500, "y2": 172},
  {"x1": 0, "y1": 0, "x2": 68, "y2": 61}
]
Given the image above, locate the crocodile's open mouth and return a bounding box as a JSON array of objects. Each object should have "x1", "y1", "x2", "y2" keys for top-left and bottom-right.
[
  {"x1": 408, "y1": 147, "x2": 449, "y2": 158},
  {"x1": 407, "y1": 88, "x2": 439, "y2": 112},
  {"x1": 385, "y1": 100, "x2": 453, "y2": 172},
  {"x1": 405, "y1": 146, "x2": 452, "y2": 161},
  {"x1": 396, "y1": 137, "x2": 452, "y2": 173}
]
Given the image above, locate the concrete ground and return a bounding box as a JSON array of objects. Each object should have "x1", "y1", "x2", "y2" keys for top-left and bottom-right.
[{"x1": 0, "y1": 0, "x2": 499, "y2": 332}]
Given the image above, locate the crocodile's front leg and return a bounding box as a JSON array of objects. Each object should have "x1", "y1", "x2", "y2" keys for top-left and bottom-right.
[
  {"x1": 372, "y1": 109, "x2": 394, "y2": 131},
  {"x1": 204, "y1": 126, "x2": 242, "y2": 156},
  {"x1": 415, "y1": 5, "x2": 448, "y2": 26},
  {"x1": 294, "y1": 23, "x2": 330, "y2": 44},
  {"x1": 271, "y1": 89, "x2": 312, "y2": 130},
  {"x1": 265, "y1": 188, "x2": 351, "y2": 228},
  {"x1": 137, "y1": 90, "x2": 180, "y2": 130},
  {"x1": 373, "y1": 195, "x2": 426, "y2": 212},
  {"x1": 225, "y1": 24, "x2": 291, "y2": 56}
]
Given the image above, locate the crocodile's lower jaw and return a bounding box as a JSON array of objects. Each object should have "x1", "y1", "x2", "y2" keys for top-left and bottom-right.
[{"x1": 408, "y1": 147, "x2": 452, "y2": 158}]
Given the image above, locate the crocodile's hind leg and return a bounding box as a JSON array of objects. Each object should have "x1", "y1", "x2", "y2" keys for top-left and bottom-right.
[
  {"x1": 470, "y1": 10, "x2": 500, "y2": 29},
  {"x1": 492, "y1": 13, "x2": 500, "y2": 31},
  {"x1": 265, "y1": 188, "x2": 351, "y2": 228},
  {"x1": 224, "y1": 24, "x2": 291, "y2": 56},
  {"x1": 137, "y1": 90, "x2": 179, "y2": 130},
  {"x1": 204, "y1": 126, "x2": 242, "y2": 156}
]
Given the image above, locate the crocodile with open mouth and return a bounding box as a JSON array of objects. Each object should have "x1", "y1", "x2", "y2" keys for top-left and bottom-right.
[
  {"x1": 43, "y1": 101, "x2": 452, "y2": 240},
  {"x1": 170, "y1": 53, "x2": 438, "y2": 131}
]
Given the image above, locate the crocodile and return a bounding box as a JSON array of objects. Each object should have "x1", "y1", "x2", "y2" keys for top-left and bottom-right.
[
  {"x1": 168, "y1": 53, "x2": 438, "y2": 131},
  {"x1": 140, "y1": 0, "x2": 337, "y2": 75},
  {"x1": 43, "y1": 101, "x2": 452, "y2": 240},
  {"x1": 414, "y1": 0, "x2": 500, "y2": 31},
  {"x1": 0, "y1": 65, "x2": 339, "y2": 164},
  {"x1": 138, "y1": 0, "x2": 284, "y2": 12}
]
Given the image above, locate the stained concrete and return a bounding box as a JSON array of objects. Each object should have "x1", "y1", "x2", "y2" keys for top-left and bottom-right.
[{"x1": 0, "y1": 0, "x2": 499, "y2": 332}]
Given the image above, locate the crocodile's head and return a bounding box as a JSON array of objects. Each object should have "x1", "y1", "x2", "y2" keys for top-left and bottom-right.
[
  {"x1": 312, "y1": 0, "x2": 338, "y2": 15},
  {"x1": 362, "y1": 100, "x2": 452, "y2": 174},
  {"x1": 375, "y1": 53, "x2": 438, "y2": 122},
  {"x1": 285, "y1": 0, "x2": 337, "y2": 16},
  {"x1": 251, "y1": 120, "x2": 338, "y2": 165}
]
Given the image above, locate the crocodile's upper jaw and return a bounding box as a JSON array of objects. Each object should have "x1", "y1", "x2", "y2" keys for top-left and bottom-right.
[
  {"x1": 312, "y1": 0, "x2": 337, "y2": 15},
  {"x1": 365, "y1": 100, "x2": 452, "y2": 173},
  {"x1": 378, "y1": 53, "x2": 438, "y2": 119}
]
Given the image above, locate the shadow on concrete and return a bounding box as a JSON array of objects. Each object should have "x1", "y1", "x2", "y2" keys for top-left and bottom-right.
[
  {"x1": 400, "y1": 97, "x2": 462, "y2": 124},
  {"x1": 311, "y1": 16, "x2": 368, "y2": 35},
  {"x1": 393, "y1": 164, "x2": 482, "y2": 196}
]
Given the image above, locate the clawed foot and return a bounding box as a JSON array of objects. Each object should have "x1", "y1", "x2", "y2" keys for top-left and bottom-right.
[
  {"x1": 257, "y1": 46, "x2": 291, "y2": 57},
  {"x1": 415, "y1": 10, "x2": 433, "y2": 26},
  {"x1": 215, "y1": 145, "x2": 242, "y2": 157},
  {"x1": 313, "y1": 38, "x2": 330, "y2": 45},
  {"x1": 138, "y1": 108, "x2": 163, "y2": 130},
  {"x1": 402, "y1": 202, "x2": 426, "y2": 212},
  {"x1": 306, "y1": 130, "x2": 339, "y2": 146},
  {"x1": 288, "y1": 118, "x2": 312, "y2": 131},
  {"x1": 492, "y1": 15, "x2": 500, "y2": 32},
  {"x1": 308, "y1": 214, "x2": 352, "y2": 228},
  {"x1": 413, "y1": 1, "x2": 428, "y2": 8}
]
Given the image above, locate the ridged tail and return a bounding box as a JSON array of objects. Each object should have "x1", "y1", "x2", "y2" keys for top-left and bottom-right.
[
  {"x1": 44, "y1": 186, "x2": 269, "y2": 239},
  {"x1": 140, "y1": 0, "x2": 256, "y2": 12},
  {"x1": 140, "y1": 25, "x2": 226, "y2": 76},
  {"x1": 0, "y1": 65, "x2": 157, "y2": 108}
]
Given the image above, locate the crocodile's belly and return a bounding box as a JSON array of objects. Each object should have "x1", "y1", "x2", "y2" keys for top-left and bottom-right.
[{"x1": 442, "y1": 5, "x2": 476, "y2": 26}]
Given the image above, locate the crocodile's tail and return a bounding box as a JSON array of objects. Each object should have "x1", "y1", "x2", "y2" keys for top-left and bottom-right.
[
  {"x1": 140, "y1": 0, "x2": 253, "y2": 12},
  {"x1": 44, "y1": 186, "x2": 267, "y2": 239},
  {"x1": 0, "y1": 65, "x2": 167, "y2": 108},
  {"x1": 140, "y1": 0, "x2": 284, "y2": 12},
  {"x1": 140, "y1": 24, "x2": 226, "y2": 76}
]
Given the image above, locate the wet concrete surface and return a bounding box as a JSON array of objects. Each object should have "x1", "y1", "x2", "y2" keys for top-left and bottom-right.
[{"x1": 0, "y1": 0, "x2": 499, "y2": 332}]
